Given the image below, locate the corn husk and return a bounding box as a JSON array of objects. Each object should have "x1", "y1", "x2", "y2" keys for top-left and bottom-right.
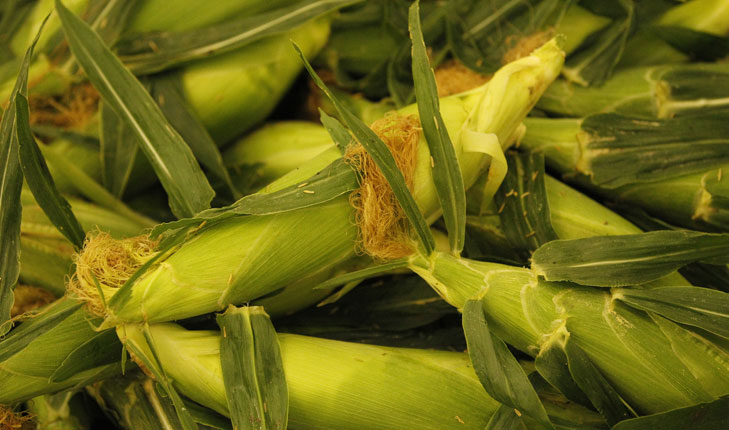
[
  {"x1": 519, "y1": 114, "x2": 729, "y2": 232},
  {"x1": 537, "y1": 63, "x2": 729, "y2": 118},
  {"x1": 0, "y1": 300, "x2": 121, "y2": 404}
]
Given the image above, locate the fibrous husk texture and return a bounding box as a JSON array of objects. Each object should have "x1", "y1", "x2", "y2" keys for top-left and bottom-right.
[
  {"x1": 68, "y1": 232, "x2": 157, "y2": 317},
  {"x1": 346, "y1": 113, "x2": 421, "y2": 260}
]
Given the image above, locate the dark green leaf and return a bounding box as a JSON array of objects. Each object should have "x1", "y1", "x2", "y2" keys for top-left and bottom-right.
[
  {"x1": 131, "y1": 325, "x2": 197, "y2": 430},
  {"x1": 532, "y1": 231, "x2": 729, "y2": 287},
  {"x1": 462, "y1": 299, "x2": 553, "y2": 429},
  {"x1": 0, "y1": 14, "x2": 47, "y2": 336},
  {"x1": 100, "y1": 101, "x2": 139, "y2": 198},
  {"x1": 485, "y1": 404, "x2": 527, "y2": 430},
  {"x1": 50, "y1": 328, "x2": 121, "y2": 382},
  {"x1": 494, "y1": 151, "x2": 558, "y2": 263},
  {"x1": 150, "y1": 158, "x2": 358, "y2": 237},
  {"x1": 616, "y1": 286, "x2": 729, "y2": 341},
  {"x1": 613, "y1": 395, "x2": 729, "y2": 430},
  {"x1": 16, "y1": 94, "x2": 85, "y2": 249},
  {"x1": 296, "y1": 42, "x2": 436, "y2": 255},
  {"x1": 216, "y1": 306, "x2": 288, "y2": 430},
  {"x1": 534, "y1": 332, "x2": 590, "y2": 407},
  {"x1": 563, "y1": 0, "x2": 634, "y2": 86},
  {"x1": 562, "y1": 331, "x2": 634, "y2": 426},
  {"x1": 447, "y1": 0, "x2": 570, "y2": 74},
  {"x1": 118, "y1": 0, "x2": 358, "y2": 74},
  {"x1": 84, "y1": 0, "x2": 140, "y2": 45},
  {"x1": 409, "y1": 1, "x2": 466, "y2": 255},
  {"x1": 55, "y1": 0, "x2": 214, "y2": 219},
  {"x1": 0, "y1": 299, "x2": 82, "y2": 362},
  {"x1": 652, "y1": 26, "x2": 729, "y2": 62},
  {"x1": 313, "y1": 259, "x2": 409, "y2": 290},
  {"x1": 319, "y1": 110, "x2": 351, "y2": 155},
  {"x1": 185, "y1": 401, "x2": 234, "y2": 430},
  {"x1": 149, "y1": 73, "x2": 240, "y2": 199},
  {"x1": 581, "y1": 111, "x2": 729, "y2": 188}
]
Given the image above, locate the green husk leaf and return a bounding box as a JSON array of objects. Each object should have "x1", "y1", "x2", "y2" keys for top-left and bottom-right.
[
  {"x1": 409, "y1": 1, "x2": 466, "y2": 255},
  {"x1": 652, "y1": 26, "x2": 729, "y2": 62},
  {"x1": 126, "y1": 324, "x2": 197, "y2": 430},
  {"x1": 532, "y1": 231, "x2": 729, "y2": 287},
  {"x1": 55, "y1": 0, "x2": 214, "y2": 219},
  {"x1": 313, "y1": 259, "x2": 409, "y2": 290},
  {"x1": 485, "y1": 404, "x2": 526, "y2": 430},
  {"x1": 107, "y1": 226, "x2": 191, "y2": 315},
  {"x1": 446, "y1": 0, "x2": 571, "y2": 74},
  {"x1": 562, "y1": 329, "x2": 635, "y2": 426},
  {"x1": 118, "y1": 0, "x2": 357, "y2": 74},
  {"x1": 493, "y1": 151, "x2": 557, "y2": 263},
  {"x1": 462, "y1": 299, "x2": 553, "y2": 429},
  {"x1": 581, "y1": 111, "x2": 729, "y2": 188},
  {"x1": 186, "y1": 401, "x2": 234, "y2": 430},
  {"x1": 84, "y1": 0, "x2": 141, "y2": 46},
  {"x1": 534, "y1": 331, "x2": 591, "y2": 407},
  {"x1": 296, "y1": 42, "x2": 436, "y2": 255},
  {"x1": 616, "y1": 286, "x2": 729, "y2": 341},
  {"x1": 150, "y1": 158, "x2": 358, "y2": 237},
  {"x1": 0, "y1": 298, "x2": 82, "y2": 362},
  {"x1": 612, "y1": 395, "x2": 729, "y2": 430},
  {"x1": 149, "y1": 73, "x2": 240, "y2": 199},
  {"x1": 16, "y1": 94, "x2": 85, "y2": 249},
  {"x1": 562, "y1": 0, "x2": 634, "y2": 86},
  {"x1": 0, "y1": 14, "x2": 47, "y2": 336},
  {"x1": 319, "y1": 110, "x2": 351, "y2": 155},
  {"x1": 100, "y1": 100, "x2": 139, "y2": 198},
  {"x1": 50, "y1": 328, "x2": 121, "y2": 382},
  {"x1": 216, "y1": 306, "x2": 288, "y2": 430}
]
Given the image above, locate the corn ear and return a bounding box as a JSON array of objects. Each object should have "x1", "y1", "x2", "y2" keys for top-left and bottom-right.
[
  {"x1": 180, "y1": 17, "x2": 331, "y2": 143},
  {"x1": 117, "y1": 323, "x2": 605, "y2": 430},
  {"x1": 409, "y1": 252, "x2": 729, "y2": 416}
]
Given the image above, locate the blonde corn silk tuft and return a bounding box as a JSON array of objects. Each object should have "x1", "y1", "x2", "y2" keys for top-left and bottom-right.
[
  {"x1": 67, "y1": 232, "x2": 157, "y2": 317},
  {"x1": 346, "y1": 113, "x2": 421, "y2": 260},
  {"x1": 28, "y1": 82, "x2": 99, "y2": 130}
]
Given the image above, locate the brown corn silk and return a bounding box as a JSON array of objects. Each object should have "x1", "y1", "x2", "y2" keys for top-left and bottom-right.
[
  {"x1": 28, "y1": 82, "x2": 99, "y2": 130},
  {"x1": 434, "y1": 60, "x2": 491, "y2": 97},
  {"x1": 0, "y1": 406, "x2": 33, "y2": 430},
  {"x1": 10, "y1": 286, "x2": 55, "y2": 318},
  {"x1": 68, "y1": 232, "x2": 157, "y2": 317},
  {"x1": 502, "y1": 30, "x2": 556, "y2": 65},
  {"x1": 346, "y1": 113, "x2": 421, "y2": 259}
]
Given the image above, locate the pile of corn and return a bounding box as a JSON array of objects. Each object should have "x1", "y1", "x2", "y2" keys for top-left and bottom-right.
[{"x1": 2, "y1": 0, "x2": 729, "y2": 429}]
